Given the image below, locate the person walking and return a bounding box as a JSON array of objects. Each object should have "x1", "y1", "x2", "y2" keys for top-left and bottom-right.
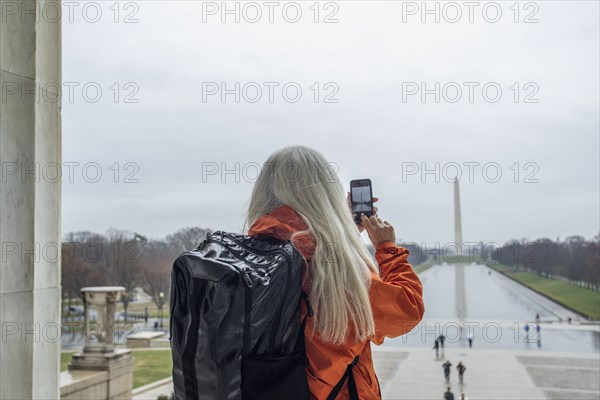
[
  {"x1": 444, "y1": 387, "x2": 455, "y2": 400},
  {"x1": 456, "y1": 361, "x2": 466, "y2": 384},
  {"x1": 442, "y1": 361, "x2": 452, "y2": 383},
  {"x1": 433, "y1": 338, "x2": 440, "y2": 358},
  {"x1": 245, "y1": 146, "x2": 426, "y2": 400},
  {"x1": 438, "y1": 334, "x2": 446, "y2": 349},
  {"x1": 467, "y1": 332, "x2": 474, "y2": 348}
]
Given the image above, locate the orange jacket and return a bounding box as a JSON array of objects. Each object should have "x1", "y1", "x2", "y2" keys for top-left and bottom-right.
[{"x1": 248, "y1": 205, "x2": 425, "y2": 400}]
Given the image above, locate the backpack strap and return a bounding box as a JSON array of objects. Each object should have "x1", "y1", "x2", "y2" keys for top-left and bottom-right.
[
  {"x1": 300, "y1": 291, "x2": 360, "y2": 400},
  {"x1": 300, "y1": 291, "x2": 314, "y2": 319},
  {"x1": 326, "y1": 355, "x2": 360, "y2": 400},
  {"x1": 297, "y1": 291, "x2": 314, "y2": 353}
]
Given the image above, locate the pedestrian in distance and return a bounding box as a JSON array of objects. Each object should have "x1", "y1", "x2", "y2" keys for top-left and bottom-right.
[
  {"x1": 457, "y1": 361, "x2": 466, "y2": 384},
  {"x1": 433, "y1": 338, "x2": 440, "y2": 358},
  {"x1": 444, "y1": 387, "x2": 454, "y2": 400},
  {"x1": 438, "y1": 334, "x2": 446, "y2": 349},
  {"x1": 535, "y1": 313, "x2": 540, "y2": 324},
  {"x1": 442, "y1": 360, "x2": 452, "y2": 383},
  {"x1": 467, "y1": 332, "x2": 474, "y2": 348}
]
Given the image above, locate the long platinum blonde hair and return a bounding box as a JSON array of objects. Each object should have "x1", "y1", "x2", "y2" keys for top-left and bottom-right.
[{"x1": 246, "y1": 146, "x2": 379, "y2": 344}]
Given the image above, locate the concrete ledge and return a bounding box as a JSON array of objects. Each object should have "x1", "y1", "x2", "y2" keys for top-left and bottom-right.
[
  {"x1": 132, "y1": 377, "x2": 173, "y2": 396},
  {"x1": 60, "y1": 370, "x2": 108, "y2": 398},
  {"x1": 127, "y1": 332, "x2": 167, "y2": 348},
  {"x1": 150, "y1": 338, "x2": 171, "y2": 348},
  {"x1": 61, "y1": 349, "x2": 134, "y2": 399}
]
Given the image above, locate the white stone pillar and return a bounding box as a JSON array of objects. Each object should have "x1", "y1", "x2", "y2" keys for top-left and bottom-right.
[
  {"x1": 80, "y1": 287, "x2": 125, "y2": 353},
  {"x1": 0, "y1": 1, "x2": 62, "y2": 399},
  {"x1": 67, "y1": 287, "x2": 135, "y2": 400}
]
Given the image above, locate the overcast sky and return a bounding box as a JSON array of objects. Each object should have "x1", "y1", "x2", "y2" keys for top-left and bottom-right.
[{"x1": 61, "y1": 1, "x2": 599, "y2": 247}]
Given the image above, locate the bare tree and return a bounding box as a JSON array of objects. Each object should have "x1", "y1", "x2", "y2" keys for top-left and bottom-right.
[
  {"x1": 61, "y1": 227, "x2": 211, "y2": 321},
  {"x1": 139, "y1": 240, "x2": 172, "y2": 311},
  {"x1": 497, "y1": 234, "x2": 600, "y2": 292},
  {"x1": 62, "y1": 231, "x2": 111, "y2": 319},
  {"x1": 165, "y1": 227, "x2": 212, "y2": 258},
  {"x1": 104, "y1": 229, "x2": 142, "y2": 321},
  {"x1": 584, "y1": 234, "x2": 600, "y2": 290}
]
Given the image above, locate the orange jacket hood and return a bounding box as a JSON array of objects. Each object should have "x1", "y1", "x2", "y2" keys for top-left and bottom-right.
[{"x1": 248, "y1": 204, "x2": 316, "y2": 260}]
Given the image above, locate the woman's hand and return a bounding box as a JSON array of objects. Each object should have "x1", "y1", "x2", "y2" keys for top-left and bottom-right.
[
  {"x1": 360, "y1": 214, "x2": 396, "y2": 247},
  {"x1": 346, "y1": 193, "x2": 378, "y2": 233}
]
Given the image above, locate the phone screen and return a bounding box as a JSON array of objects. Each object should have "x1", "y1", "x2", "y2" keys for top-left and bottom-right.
[{"x1": 350, "y1": 179, "x2": 373, "y2": 223}]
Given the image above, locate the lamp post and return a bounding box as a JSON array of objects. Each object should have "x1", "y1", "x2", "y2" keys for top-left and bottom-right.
[{"x1": 159, "y1": 292, "x2": 164, "y2": 328}]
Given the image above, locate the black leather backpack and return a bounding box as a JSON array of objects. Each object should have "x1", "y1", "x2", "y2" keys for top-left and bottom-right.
[{"x1": 169, "y1": 231, "x2": 312, "y2": 400}]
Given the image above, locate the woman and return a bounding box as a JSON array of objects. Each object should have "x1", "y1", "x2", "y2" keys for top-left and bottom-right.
[{"x1": 246, "y1": 146, "x2": 424, "y2": 399}]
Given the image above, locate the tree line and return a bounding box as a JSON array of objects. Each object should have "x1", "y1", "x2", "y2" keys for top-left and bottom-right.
[
  {"x1": 61, "y1": 227, "x2": 211, "y2": 319},
  {"x1": 493, "y1": 234, "x2": 600, "y2": 291},
  {"x1": 62, "y1": 227, "x2": 599, "y2": 317}
]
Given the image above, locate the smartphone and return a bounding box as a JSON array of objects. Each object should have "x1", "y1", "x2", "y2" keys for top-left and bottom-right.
[{"x1": 350, "y1": 179, "x2": 373, "y2": 224}]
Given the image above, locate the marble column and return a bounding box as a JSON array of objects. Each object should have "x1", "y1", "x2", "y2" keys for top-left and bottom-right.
[{"x1": 0, "y1": 1, "x2": 62, "y2": 398}]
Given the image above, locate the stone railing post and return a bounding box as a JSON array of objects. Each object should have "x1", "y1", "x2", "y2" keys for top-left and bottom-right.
[
  {"x1": 80, "y1": 287, "x2": 123, "y2": 353},
  {"x1": 65, "y1": 286, "x2": 135, "y2": 399}
]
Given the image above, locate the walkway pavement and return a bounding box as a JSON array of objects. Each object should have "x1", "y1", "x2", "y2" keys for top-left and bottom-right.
[
  {"x1": 132, "y1": 346, "x2": 599, "y2": 400},
  {"x1": 373, "y1": 346, "x2": 599, "y2": 400},
  {"x1": 376, "y1": 346, "x2": 544, "y2": 400}
]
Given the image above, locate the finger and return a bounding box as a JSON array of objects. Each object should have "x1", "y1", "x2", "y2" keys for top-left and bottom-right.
[
  {"x1": 372, "y1": 197, "x2": 379, "y2": 203},
  {"x1": 361, "y1": 213, "x2": 375, "y2": 230},
  {"x1": 369, "y1": 214, "x2": 384, "y2": 228},
  {"x1": 383, "y1": 220, "x2": 391, "y2": 226}
]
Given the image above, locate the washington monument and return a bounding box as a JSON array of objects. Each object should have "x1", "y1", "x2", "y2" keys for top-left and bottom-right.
[
  {"x1": 454, "y1": 178, "x2": 463, "y2": 253},
  {"x1": 454, "y1": 178, "x2": 466, "y2": 318}
]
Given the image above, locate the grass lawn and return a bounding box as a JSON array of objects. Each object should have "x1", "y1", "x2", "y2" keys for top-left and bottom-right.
[
  {"x1": 61, "y1": 349, "x2": 172, "y2": 389},
  {"x1": 489, "y1": 264, "x2": 600, "y2": 320},
  {"x1": 60, "y1": 352, "x2": 75, "y2": 372},
  {"x1": 122, "y1": 301, "x2": 170, "y2": 316},
  {"x1": 489, "y1": 264, "x2": 513, "y2": 274},
  {"x1": 414, "y1": 263, "x2": 433, "y2": 274}
]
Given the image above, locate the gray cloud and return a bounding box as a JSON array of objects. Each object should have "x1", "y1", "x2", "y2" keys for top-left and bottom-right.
[{"x1": 61, "y1": 1, "x2": 599, "y2": 246}]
